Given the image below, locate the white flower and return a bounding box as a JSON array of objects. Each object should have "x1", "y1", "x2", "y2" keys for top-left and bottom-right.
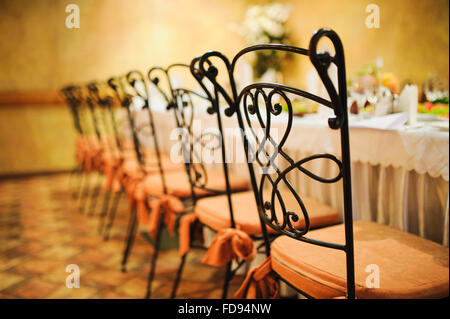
[
  {"x1": 245, "y1": 18, "x2": 262, "y2": 37},
  {"x1": 259, "y1": 16, "x2": 284, "y2": 38},
  {"x1": 264, "y1": 3, "x2": 292, "y2": 23},
  {"x1": 245, "y1": 5, "x2": 264, "y2": 20},
  {"x1": 238, "y1": 3, "x2": 292, "y2": 45}
]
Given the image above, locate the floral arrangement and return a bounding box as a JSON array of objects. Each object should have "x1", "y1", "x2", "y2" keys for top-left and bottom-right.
[{"x1": 233, "y1": 2, "x2": 293, "y2": 79}]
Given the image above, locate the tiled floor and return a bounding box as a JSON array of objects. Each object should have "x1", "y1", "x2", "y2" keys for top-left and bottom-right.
[{"x1": 0, "y1": 173, "x2": 243, "y2": 299}]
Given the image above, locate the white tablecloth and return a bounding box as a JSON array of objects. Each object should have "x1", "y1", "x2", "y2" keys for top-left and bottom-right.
[{"x1": 129, "y1": 107, "x2": 449, "y2": 246}]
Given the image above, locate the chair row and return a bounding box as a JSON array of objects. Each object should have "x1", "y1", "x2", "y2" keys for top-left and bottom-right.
[{"x1": 61, "y1": 28, "x2": 449, "y2": 299}]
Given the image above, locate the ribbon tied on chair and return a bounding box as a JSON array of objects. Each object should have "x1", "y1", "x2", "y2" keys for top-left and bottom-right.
[
  {"x1": 146, "y1": 195, "x2": 185, "y2": 238},
  {"x1": 76, "y1": 136, "x2": 103, "y2": 172},
  {"x1": 103, "y1": 155, "x2": 124, "y2": 192},
  {"x1": 234, "y1": 257, "x2": 279, "y2": 299},
  {"x1": 178, "y1": 213, "x2": 204, "y2": 257},
  {"x1": 202, "y1": 228, "x2": 255, "y2": 267}
]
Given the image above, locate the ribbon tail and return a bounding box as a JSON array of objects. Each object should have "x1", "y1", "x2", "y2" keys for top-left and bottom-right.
[
  {"x1": 178, "y1": 213, "x2": 202, "y2": 257},
  {"x1": 202, "y1": 228, "x2": 254, "y2": 267},
  {"x1": 234, "y1": 257, "x2": 279, "y2": 299}
]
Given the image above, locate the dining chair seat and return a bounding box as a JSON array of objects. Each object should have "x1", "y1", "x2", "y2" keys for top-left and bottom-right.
[
  {"x1": 102, "y1": 147, "x2": 168, "y2": 161},
  {"x1": 195, "y1": 190, "x2": 339, "y2": 236},
  {"x1": 140, "y1": 170, "x2": 250, "y2": 198},
  {"x1": 270, "y1": 220, "x2": 449, "y2": 299},
  {"x1": 121, "y1": 153, "x2": 185, "y2": 175}
]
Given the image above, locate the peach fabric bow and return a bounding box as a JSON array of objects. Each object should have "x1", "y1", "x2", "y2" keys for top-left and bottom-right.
[
  {"x1": 76, "y1": 136, "x2": 104, "y2": 172},
  {"x1": 76, "y1": 137, "x2": 94, "y2": 172},
  {"x1": 103, "y1": 155, "x2": 124, "y2": 191},
  {"x1": 234, "y1": 257, "x2": 280, "y2": 299},
  {"x1": 146, "y1": 195, "x2": 185, "y2": 238},
  {"x1": 119, "y1": 164, "x2": 146, "y2": 211},
  {"x1": 75, "y1": 137, "x2": 87, "y2": 167},
  {"x1": 132, "y1": 177, "x2": 185, "y2": 238},
  {"x1": 202, "y1": 228, "x2": 255, "y2": 267},
  {"x1": 178, "y1": 213, "x2": 204, "y2": 257}
]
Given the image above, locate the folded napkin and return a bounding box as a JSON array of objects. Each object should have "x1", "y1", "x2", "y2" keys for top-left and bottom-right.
[
  {"x1": 350, "y1": 112, "x2": 408, "y2": 130},
  {"x1": 396, "y1": 84, "x2": 418, "y2": 125}
]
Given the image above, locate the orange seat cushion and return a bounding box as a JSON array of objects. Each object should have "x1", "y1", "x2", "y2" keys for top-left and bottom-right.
[
  {"x1": 121, "y1": 153, "x2": 185, "y2": 176},
  {"x1": 271, "y1": 221, "x2": 449, "y2": 299},
  {"x1": 195, "y1": 190, "x2": 339, "y2": 236},
  {"x1": 141, "y1": 170, "x2": 249, "y2": 198},
  {"x1": 101, "y1": 147, "x2": 171, "y2": 166}
]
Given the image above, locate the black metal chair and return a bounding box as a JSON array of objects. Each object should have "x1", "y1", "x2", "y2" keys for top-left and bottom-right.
[
  {"x1": 82, "y1": 82, "x2": 120, "y2": 221},
  {"x1": 69, "y1": 82, "x2": 108, "y2": 217},
  {"x1": 65, "y1": 79, "x2": 135, "y2": 237},
  {"x1": 152, "y1": 54, "x2": 343, "y2": 299},
  {"x1": 197, "y1": 28, "x2": 449, "y2": 299},
  {"x1": 85, "y1": 81, "x2": 129, "y2": 238},
  {"x1": 195, "y1": 28, "x2": 356, "y2": 298},
  {"x1": 107, "y1": 73, "x2": 187, "y2": 273},
  {"x1": 61, "y1": 85, "x2": 88, "y2": 201},
  {"x1": 150, "y1": 50, "x2": 338, "y2": 298},
  {"x1": 107, "y1": 75, "x2": 154, "y2": 269},
  {"x1": 64, "y1": 84, "x2": 105, "y2": 215},
  {"x1": 139, "y1": 63, "x2": 256, "y2": 299}
]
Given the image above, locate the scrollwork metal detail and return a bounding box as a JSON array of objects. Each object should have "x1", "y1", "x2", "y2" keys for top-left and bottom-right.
[
  {"x1": 148, "y1": 64, "x2": 223, "y2": 193},
  {"x1": 195, "y1": 28, "x2": 352, "y2": 245}
]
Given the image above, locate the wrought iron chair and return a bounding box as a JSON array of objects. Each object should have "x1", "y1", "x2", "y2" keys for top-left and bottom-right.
[
  {"x1": 85, "y1": 81, "x2": 130, "y2": 237},
  {"x1": 149, "y1": 59, "x2": 339, "y2": 299},
  {"x1": 82, "y1": 82, "x2": 120, "y2": 221},
  {"x1": 61, "y1": 85, "x2": 88, "y2": 201},
  {"x1": 107, "y1": 74, "x2": 187, "y2": 273},
  {"x1": 65, "y1": 84, "x2": 105, "y2": 215},
  {"x1": 197, "y1": 28, "x2": 449, "y2": 299},
  {"x1": 131, "y1": 63, "x2": 254, "y2": 299},
  {"x1": 164, "y1": 50, "x2": 344, "y2": 299},
  {"x1": 67, "y1": 82, "x2": 109, "y2": 217}
]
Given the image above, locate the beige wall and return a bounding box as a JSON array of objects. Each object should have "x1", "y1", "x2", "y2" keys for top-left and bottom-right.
[
  {"x1": 0, "y1": 105, "x2": 77, "y2": 175},
  {"x1": 0, "y1": 0, "x2": 448, "y2": 174},
  {"x1": 1, "y1": 0, "x2": 448, "y2": 90}
]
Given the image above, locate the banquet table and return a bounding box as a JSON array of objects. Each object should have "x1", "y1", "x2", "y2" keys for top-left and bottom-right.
[{"x1": 130, "y1": 104, "x2": 449, "y2": 247}]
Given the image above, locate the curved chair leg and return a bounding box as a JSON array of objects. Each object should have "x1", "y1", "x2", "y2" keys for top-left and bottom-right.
[
  {"x1": 145, "y1": 217, "x2": 164, "y2": 299},
  {"x1": 170, "y1": 253, "x2": 187, "y2": 299},
  {"x1": 86, "y1": 173, "x2": 102, "y2": 216},
  {"x1": 97, "y1": 189, "x2": 112, "y2": 234},
  {"x1": 121, "y1": 207, "x2": 138, "y2": 272},
  {"x1": 103, "y1": 191, "x2": 123, "y2": 240},
  {"x1": 221, "y1": 261, "x2": 233, "y2": 299}
]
